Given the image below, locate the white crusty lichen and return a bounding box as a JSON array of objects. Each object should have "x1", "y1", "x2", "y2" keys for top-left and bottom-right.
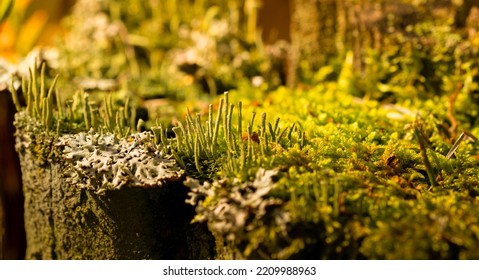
[
  {"x1": 57, "y1": 129, "x2": 183, "y2": 193},
  {"x1": 185, "y1": 168, "x2": 290, "y2": 241}
]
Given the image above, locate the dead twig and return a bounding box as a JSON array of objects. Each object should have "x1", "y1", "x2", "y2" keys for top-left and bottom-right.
[{"x1": 446, "y1": 130, "x2": 478, "y2": 159}]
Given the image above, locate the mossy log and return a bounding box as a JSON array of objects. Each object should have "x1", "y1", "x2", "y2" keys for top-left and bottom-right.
[{"x1": 14, "y1": 111, "x2": 215, "y2": 260}]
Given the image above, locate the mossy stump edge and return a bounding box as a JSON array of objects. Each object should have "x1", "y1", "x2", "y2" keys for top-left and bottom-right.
[{"x1": 14, "y1": 111, "x2": 215, "y2": 260}]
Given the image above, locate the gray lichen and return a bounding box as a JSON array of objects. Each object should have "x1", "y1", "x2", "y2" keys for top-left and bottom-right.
[
  {"x1": 185, "y1": 168, "x2": 290, "y2": 242},
  {"x1": 57, "y1": 130, "x2": 184, "y2": 194}
]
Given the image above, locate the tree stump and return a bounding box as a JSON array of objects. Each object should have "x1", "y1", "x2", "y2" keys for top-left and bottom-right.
[{"x1": 14, "y1": 111, "x2": 215, "y2": 259}]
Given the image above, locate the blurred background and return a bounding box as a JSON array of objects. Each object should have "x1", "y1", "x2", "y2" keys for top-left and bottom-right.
[{"x1": 1, "y1": 0, "x2": 478, "y2": 259}]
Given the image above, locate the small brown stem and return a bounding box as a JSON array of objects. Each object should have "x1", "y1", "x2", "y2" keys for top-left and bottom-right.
[
  {"x1": 447, "y1": 83, "x2": 463, "y2": 142},
  {"x1": 413, "y1": 123, "x2": 437, "y2": 189}
]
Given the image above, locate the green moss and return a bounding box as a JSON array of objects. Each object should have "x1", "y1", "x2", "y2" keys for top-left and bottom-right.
[
  {"x1": 180, "y1": 84, "x2": 479, "y2": 259},
  {"x1": 9, "y1": 0, "x2": 479, "y2": 260},
  {"x1": 13, "y1": 57, "x2": 479, "y2": 259}
]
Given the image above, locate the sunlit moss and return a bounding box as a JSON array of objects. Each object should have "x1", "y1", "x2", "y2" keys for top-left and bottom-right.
[{"x1": 8, "y1": 0, "x2": 479, "y2": 260}]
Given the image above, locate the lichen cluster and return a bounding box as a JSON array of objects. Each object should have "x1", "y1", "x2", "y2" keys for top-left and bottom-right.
[
  {"x1": 185, "y1": 168, "x2": 285, "y2": 240},
  {"x1": 58, "y1": 130, "x2": 183, "y2": 194}
]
